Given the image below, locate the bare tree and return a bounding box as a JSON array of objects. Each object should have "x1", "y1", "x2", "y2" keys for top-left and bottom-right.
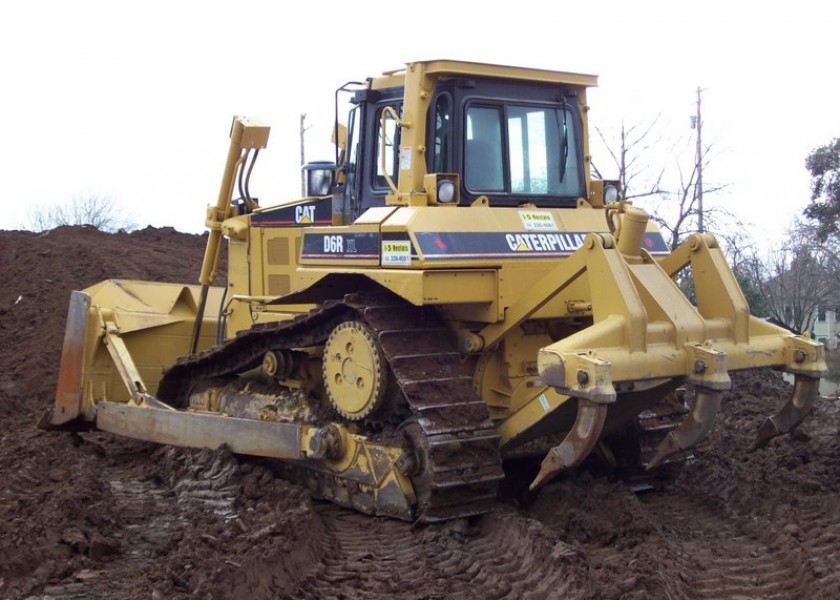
[
  {"x1": 754, "y1": 220, "x2": 835, "y2": 333},
  {"x1": 592, "y1": 112, "x2": 728, "y2": 250},
  {"x1": 644, "y1": 139, "x2": 729, "y2": 250},
  {"x1": 718, "y1": 227, "x2": 758, "y2": 273},
  {"x1": 24, "y1": 195, "x2": 135, "y2": 233},
  {"x1": 710, "y1": 227, "x2": 770, "y2": 317},
  {"x1": 592, "y1": 116, "x2": 666, "y2": 201}
]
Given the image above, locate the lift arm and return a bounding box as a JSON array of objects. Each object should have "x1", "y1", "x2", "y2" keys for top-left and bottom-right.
[{"x1": 190, "y1": 117, "x2": 270, "y2": 354}]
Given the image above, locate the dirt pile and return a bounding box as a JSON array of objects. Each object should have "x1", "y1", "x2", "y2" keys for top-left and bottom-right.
[{"x1": 1, "y1": 226, "x2": 838, "y2": 599}]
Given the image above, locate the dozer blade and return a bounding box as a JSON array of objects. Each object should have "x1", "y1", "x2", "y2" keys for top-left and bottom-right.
[
  {"x1": 646, "y1": 386, "x2": 722, "y2": 469},
  {"x1": 749, "y1": 374, "x2": 819, "y2": 451},
  {"x1": 41, "y1": 290, "x2": 90, "y2": 428},
  {"x1": 38, "y1": 279, "x2": 228, "y2": 435},
  {"x1": 529, "y1": 398, "x2": 608, "y2": 490}
]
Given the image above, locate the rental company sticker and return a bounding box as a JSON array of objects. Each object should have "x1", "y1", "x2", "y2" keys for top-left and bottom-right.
[
  {"x1": 381, "y1": 240, "x2": 412, "y2": 265},
  {"x1": 519, "y1": 211, "x2": 557, "y2": 231},
  {"x1": 400, "y1": 147, "x2": 412, "y2": 171},
  {"x1": 539, "y1": 393, "x2": 550, "y2": 411}
]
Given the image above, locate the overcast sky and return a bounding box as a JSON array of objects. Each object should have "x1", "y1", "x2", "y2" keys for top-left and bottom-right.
[{"x1": 2, "y1": 1, "x2": 837, "y2": 252}]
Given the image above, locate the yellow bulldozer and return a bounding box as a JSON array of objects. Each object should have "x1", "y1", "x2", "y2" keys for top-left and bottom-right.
[{"x1": 41, "y1": 60, "x2": 826, "y2": 521}]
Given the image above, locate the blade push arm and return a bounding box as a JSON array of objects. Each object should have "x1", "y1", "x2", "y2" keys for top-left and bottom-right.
[{"x1": 190, "y1": 117, "x2": 270, "y2": 354}]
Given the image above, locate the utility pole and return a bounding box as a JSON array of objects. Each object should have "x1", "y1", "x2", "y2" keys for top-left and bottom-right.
[
  {"x1": 300, "y1": 113, "x2": 308, "y2": 196},
  {"x1": 691, "y1": 87, "x2": 704, "y2": 232},
  {"x1": 620, "y1": 123, "x2": 627, "y2": 194}
]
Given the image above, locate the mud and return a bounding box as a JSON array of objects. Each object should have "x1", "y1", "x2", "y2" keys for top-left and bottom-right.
[{"x1": 1, "y1": 225, "x2": 838, "y2": 599}]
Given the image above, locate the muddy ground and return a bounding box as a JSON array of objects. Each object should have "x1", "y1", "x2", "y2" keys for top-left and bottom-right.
[{"x1": 1, "y1": 225, "x2": 838, "y2": 600}]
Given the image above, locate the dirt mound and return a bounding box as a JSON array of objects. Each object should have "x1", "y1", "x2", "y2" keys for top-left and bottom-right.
[
  {"x1": 0, "y1": 226, "x2": 221, "y2": 406},
  {"x1": 1, "y1": 225, "x2": 838, "y2": 599}
]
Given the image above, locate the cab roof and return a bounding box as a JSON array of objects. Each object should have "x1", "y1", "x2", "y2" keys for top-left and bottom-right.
[{"x1": 370, "y1": 59, "x2": 598, "y2": 90}]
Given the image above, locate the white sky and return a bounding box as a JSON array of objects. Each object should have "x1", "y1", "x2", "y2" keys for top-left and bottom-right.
[{"x1": 2, "y1": 1, "x2": 838, "y2": 251}]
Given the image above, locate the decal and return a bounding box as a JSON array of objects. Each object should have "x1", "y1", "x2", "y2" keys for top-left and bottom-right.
[
  {"x1": 399, "y1": 147, "x2": 412, "y2": 170},
  {"x1": 381, "y1": 240, "x2": 412, "y2": 265},
  {"x1": 642, "y1": 234, "x2": 668, "y2": 252},
  {"x1": 295, "y1": 205, "x2": 316, "y2": 224},
  {"x1": 519, "y1": 211, "x2": 558, "y2": 231},
  {"x1": 324, "y1": 235, "x2": 344, "y2": 253},
  {"x1": 539, "y1": 393, "x2": 550, "y2": 412},
  {"x1": 505, "y1": 232, "x2": 586, "y2": 252},
  {"x1": 251, "y1": 201, "x2": 332, "y2": 227},
  {"x1": 301, "y1": 232, "x2": 379, "y2": 259},
  {"x1": 413, "y1": 231, "x2": 670, "y2": 259},
  {"x1": 643, "y1": 232, "x2": 670, "y2": 254}
]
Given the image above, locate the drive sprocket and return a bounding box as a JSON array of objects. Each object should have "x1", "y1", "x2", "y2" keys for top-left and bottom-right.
[{"x1": 322, "y1": 320, "x2": 387, "y2": 421}]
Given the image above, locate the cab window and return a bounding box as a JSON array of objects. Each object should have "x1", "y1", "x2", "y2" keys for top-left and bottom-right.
[
  {"x1": 433, "y1": 94, "x2": 452, "y2": 173},
  {"x1": 463, "y1": 101, "x2": 584, "y2": 201},
  {"x1": 465, "y1": 106, "x2": 504, "y2": 191}
]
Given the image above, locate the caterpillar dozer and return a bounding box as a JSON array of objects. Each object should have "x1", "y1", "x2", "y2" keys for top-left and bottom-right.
[{"x1": 41, "y1": 60, "x2": 826, "y2": 522}]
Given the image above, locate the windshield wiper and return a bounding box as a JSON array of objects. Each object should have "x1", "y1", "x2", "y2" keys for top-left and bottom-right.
[{"x1": 556, "y1": 101, "x2": 569, "y2": 183}]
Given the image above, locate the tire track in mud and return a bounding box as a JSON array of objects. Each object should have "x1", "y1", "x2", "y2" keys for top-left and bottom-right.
[
  {"x1": 641, "y1": 493, "x2": 811, "y2": 600},
  {"x1": 789, "y1": 500, "x2": 840, "y2": 595},
  {"x1": 24, "y1": 478, "x2": 180, "y2": 599},
  {"x1": 292, "y1": 503, "x2": 587, "y2": 600},
  {"x1": 24, "y1": 447, "x2": 243, "y2": 599}
]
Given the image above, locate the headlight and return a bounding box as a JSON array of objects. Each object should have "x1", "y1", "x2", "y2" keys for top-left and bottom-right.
[
  {"x1": 604, "y1": 184, "x2": 619, "y2": 203},
  {"x1": 437, "y1": 180, "x2": 456, "y2": 203},
  {"x1": 302, "y1": 161, "x2": 337, "y2": 197}
]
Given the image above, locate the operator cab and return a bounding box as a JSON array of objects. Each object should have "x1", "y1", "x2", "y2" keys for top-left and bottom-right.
[{"x1": 338, "y1": 75, "x2": 587, "y2": 218}]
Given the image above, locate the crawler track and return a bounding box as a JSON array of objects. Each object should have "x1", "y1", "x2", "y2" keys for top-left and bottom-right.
[{"x1": 158, "y1": 292, "x2": 504, "y2": 521}]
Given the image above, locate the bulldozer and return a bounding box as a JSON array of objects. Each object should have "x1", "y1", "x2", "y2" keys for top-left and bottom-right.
[{"x1": 41, "y1": 60, "x2": 826, "y2": 522}]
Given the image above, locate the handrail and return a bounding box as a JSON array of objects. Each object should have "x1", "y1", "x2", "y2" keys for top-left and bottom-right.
[{"x1": 379, "y1": 106, "x2": 407, "y2": 196}]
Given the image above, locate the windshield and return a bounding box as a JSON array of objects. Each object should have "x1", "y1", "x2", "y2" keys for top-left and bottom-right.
[{"x1": 465, "y1": 103, "x2": 583, "y2": 201}]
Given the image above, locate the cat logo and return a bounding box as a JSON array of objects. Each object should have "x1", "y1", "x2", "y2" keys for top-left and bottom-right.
[
  {"x1": 295, "y1": 205, "x2": 315, "y2": 224},
  {"x1": 515, "y1": 243, "x2": 529, "y2": 251}
]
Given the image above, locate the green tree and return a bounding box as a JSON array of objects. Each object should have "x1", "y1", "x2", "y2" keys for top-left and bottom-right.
[
  {"x1": 804, "y1": 138, "x2": 840, "y2": 241},
  {"x1": 736, "y1": 270, "x2": 770, "y2": 318}
]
